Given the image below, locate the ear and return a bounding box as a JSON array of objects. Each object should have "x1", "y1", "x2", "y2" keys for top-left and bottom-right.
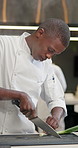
[{"x1": 36, "y1": 28, "x2": 45, "y2": 38}]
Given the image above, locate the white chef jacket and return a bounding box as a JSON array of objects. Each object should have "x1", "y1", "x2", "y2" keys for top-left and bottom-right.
[{"x1": 0, "y1": 32, "x2": 67, "y2": 135}]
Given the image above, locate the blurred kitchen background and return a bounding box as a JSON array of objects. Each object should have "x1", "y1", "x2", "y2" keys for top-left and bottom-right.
[{"x1": 0, "y1": 0, "x2": 78, "y2": 129}]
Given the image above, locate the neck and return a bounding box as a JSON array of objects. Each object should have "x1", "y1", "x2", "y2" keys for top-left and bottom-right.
[{"x1": 25, "y1": 35, "x2": 32, "y2": 55}]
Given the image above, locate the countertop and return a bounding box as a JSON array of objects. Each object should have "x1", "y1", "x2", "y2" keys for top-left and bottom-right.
[{"x1": 0, "y1": 133, "x2": 78, "y2": 147}]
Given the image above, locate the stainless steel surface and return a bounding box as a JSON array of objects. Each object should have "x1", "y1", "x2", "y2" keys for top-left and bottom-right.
[{"x1": 31, "y1": 117, "x2": 61, "y2": 138}]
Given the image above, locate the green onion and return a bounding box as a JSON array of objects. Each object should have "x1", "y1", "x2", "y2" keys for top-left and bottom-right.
[{"x1": 57, "y1": 125, "x2": 78, "y2": 134}]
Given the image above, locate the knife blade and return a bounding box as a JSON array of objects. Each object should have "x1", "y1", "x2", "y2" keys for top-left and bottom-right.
[{"x1": 31, "y1": 116, "x2": 61, "y2": 138}]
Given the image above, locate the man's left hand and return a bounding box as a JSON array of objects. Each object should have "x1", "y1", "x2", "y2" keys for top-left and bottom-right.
[{"x1": 46, "y1": 116, "x2": 59, "y2": 129}]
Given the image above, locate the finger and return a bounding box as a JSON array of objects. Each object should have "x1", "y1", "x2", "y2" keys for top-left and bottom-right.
[
  {"x1": 49, "y1": 119, "x2": 59, "y2": 129},
  {"x1": 20, "y1": 104, "x2": 32, "y2": 112},
  {"x1": 27, "y1": 103, "x2": 34, "y2": 110},
  {"x1": 46, "y1": 116, "x2": 53, "y2": 124},
  {"x1": 46, "y1": 116, "x2": 59, "y2": 129},
  {"x1": 52, "y1": 122, "x2": 59, "y2": 129},
  {"x1": 25, "y1": 111, "x2": 32, "y2": 117},
  {"x1": 21, "y1": 109, "x2": 32, "y2": 115},
  {"x1": 28, "y1": 110, "x2": 37, "y2": 120}
]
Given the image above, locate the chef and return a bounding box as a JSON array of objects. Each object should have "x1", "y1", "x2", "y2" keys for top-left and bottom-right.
[{"x1": 0, "y1": 18, "x2": 70, "y2": 134}]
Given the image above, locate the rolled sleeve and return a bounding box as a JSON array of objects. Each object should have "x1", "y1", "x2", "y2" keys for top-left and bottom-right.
[
  {"x1": 47, "y1": 97, "x2": 67, "y2": 118},
  {"x1": 41, "y1": 71, "x2": 67, "y2": 118}
]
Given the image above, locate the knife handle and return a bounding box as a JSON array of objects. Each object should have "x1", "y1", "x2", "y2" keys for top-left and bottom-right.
[{"x1": 12, "y1": 99, "x2": 20, "y2": 107}]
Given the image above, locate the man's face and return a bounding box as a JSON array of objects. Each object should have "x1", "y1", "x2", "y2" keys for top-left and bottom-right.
[{"x1": 31, "y1": 29, "x2": 65, "y2": 61}]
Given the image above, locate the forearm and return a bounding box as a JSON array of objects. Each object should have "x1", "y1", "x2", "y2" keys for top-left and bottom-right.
[
  {"x1": 46, "y1": 107, "x2": 64, "y2": 129},
  {"x1": 51, "y1": 107, "x2": 64, "y2": 121},
  {"x1": 0, "y1": 87, "x2": 21, "y2": 100}
]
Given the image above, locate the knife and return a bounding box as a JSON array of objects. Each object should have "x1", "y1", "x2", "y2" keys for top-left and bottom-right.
[
  {"x1": 12, "y1": 100, "x2": 61, "y2": 138},
  {"x1": 31, "y1": 116, "x2": 61, "y2": 138}
]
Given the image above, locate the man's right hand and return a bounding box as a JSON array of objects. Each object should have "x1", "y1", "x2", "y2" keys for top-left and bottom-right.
[
  {"x1": 18, "y1": 92, "x2": 37, "y2": 119},
  {"x1": 0, "y1": 87, "x2": 37, "y2": 119}
]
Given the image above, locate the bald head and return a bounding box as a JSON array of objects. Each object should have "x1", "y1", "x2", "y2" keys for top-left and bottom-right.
[{"x1": 38, "y1": 18, "x2": 70, "y2": 48}]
